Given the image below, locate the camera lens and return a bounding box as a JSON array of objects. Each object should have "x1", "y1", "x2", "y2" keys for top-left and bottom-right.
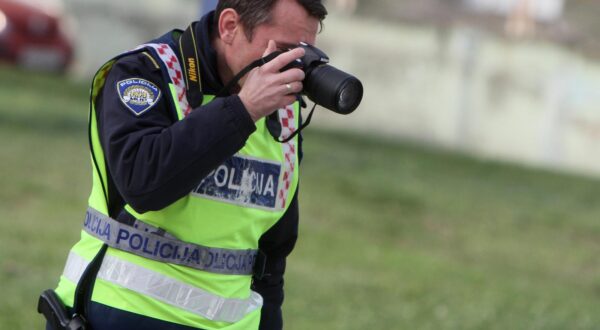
[
  {"x1": 304, "y1": 64, "x2": 363, "y2": 115},
  {"x1": 336, "y1": 78, "x2": 363, "y2": 114}
]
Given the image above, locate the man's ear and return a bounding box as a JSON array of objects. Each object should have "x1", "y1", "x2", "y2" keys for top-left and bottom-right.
[{"x1": 218, "y1": 8, "x2": 240, "y2": 44}]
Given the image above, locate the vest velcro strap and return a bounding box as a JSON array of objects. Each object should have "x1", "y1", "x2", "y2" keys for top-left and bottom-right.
[
  {"x1": 63, "y1": 252, "x2": 263, "y2": 323},
  {"x1": 83, "y1": 207, "x2": 258, "y2": 275},
  {"x1": 253, "y1": 250, "x2": 267, "y2": 280}
]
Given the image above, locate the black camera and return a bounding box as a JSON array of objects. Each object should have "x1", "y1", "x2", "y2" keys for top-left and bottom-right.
[{"x1": 280, "y1": 42, "x2": 363, "y2": 115}]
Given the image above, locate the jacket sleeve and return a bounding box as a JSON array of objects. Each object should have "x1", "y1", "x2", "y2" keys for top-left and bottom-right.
[
  {"x1": 96, "y1": 52, "x2": 256, "y2": 213},
  {"x1": 252, "y1": 189, "x2": 300, "y2": 330}
]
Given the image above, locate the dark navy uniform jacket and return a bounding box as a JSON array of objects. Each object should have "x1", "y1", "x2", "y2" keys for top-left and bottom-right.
[{"x1": 95, "y1": 13, "x2": 300, "y2": 330}]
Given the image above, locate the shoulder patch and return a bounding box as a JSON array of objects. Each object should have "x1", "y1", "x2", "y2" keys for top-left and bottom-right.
[{"x1": 116, "y1": 78, "x2": 162, "y2": 116}]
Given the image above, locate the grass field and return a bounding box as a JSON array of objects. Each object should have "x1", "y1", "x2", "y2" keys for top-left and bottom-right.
[{"x1": 1, "y1": 64, "x2": 599, "y2": 329}]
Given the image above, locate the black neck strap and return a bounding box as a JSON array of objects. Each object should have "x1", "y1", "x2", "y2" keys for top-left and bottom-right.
[{"x1": 179, "y1": 23, "x2": 204, "y2": 109}]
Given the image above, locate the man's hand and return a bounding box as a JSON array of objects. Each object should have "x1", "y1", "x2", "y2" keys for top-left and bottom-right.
[{"x1": 239, "y1": 40, "x2": 305, "y2": 122}]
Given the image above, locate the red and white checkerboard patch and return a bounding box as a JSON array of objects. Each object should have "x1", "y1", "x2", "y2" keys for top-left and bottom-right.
[
  {"x1": 138, "y1": 43, "x2": 193, "y2": 117},
  {"x1": 276, "y1": 105, "x2": 298, "y2": 209}
]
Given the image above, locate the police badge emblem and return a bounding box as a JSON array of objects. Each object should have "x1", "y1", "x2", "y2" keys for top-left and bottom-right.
[{"x1": 117, "y1": 78, "x2": 162, "y2": 116}]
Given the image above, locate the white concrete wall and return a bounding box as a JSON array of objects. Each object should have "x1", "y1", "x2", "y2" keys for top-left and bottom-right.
[
  {"x1": 463, "y1": 0, "x2": 564, "y2": 22},
  {"x1": 316, "y1": 14, "x2": 600, "y2": 176}
]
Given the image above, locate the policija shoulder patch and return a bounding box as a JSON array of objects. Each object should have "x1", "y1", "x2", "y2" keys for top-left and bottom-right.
[{"x1": 116, "y1": 78, "x2": 162, "y2": 116}]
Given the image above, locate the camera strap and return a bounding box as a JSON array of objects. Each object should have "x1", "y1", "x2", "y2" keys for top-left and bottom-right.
[
  {"x1": 214, "y1": 51, "x2": 282, "y2": 98},
  {"x1": 179, "y1": 22, "x2": 204, "y2": 109}
]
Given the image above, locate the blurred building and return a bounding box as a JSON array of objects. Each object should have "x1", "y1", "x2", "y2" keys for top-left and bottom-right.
[
  {"x1": 327, "y1": 0, "x2": 357, "y2": 15},
  {"x1": 61, "y1": 0, "x2": 198, "y2": 77},
  {"x1": 463, "y1": 0, "x2": 565, "y2": 38},
  {"x1": 463, "y1": 0, "x2": 564, "y2": 22},
  {"x1": 315, "y1": 2, "x2": 600, "y2": 177},
  {"x1": 14, "y1": 0, "x2": 65, "y2": 14}
]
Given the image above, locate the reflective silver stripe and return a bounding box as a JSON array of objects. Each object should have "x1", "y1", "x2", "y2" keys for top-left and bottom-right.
[
  {"x1": 62, "y1": 250, "x2": 88, "y2": 283},
  {"x1": 83, "y1": 207, "x2": 257, "y2": 275},
  {"x1": 63, "y1": 252, "x2": 263, "y2": 323}
]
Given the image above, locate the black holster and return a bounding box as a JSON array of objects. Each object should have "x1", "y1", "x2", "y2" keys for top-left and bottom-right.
[
  {"x1": 38, "y1": 289, "x2": 88, "y2": 330},
  {"x1": 39, "y1": 244, "x2": 108, "y2": 329}
]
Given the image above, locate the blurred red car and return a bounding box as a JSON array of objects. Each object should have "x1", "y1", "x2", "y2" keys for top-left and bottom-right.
[{"x1": 0, "y1": 0, "x2": 73, "y2": 71}]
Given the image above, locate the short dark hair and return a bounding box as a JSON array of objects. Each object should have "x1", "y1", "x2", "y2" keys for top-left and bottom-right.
[{"x1": 215, "y1": 0, "x2": 327, "y2": 40}]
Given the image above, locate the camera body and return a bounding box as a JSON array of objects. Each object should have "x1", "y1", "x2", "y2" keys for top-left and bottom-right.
[{"x1": 279, "y1": 42, "x2": 363, "y2": 115}]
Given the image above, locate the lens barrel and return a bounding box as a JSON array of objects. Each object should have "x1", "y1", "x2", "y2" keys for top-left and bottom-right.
[{"x1": 304, "y1": 64, "x2": 363, "y2": 115}]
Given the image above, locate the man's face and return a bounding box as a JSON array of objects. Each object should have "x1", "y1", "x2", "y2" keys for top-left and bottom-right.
[{"x1": 230, "y1": 0, "x2": 320, "y2": 83}]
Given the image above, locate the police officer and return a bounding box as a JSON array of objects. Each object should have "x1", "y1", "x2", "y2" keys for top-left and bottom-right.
[{"x1": 48, "y1": 0, "x2": 327, "y2": 329}]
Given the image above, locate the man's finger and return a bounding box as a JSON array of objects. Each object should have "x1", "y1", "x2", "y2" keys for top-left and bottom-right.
[
  {"x1": 274, "y1": 68, "x2": 305, "y2": 85},
  {"x1": 263, "y1": 47, "x2": 305, "y2": 73}
]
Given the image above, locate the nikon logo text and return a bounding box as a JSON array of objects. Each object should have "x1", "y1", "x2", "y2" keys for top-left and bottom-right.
[{"x1": 187, "y1": 58, "x2": 198, "y2": 82}]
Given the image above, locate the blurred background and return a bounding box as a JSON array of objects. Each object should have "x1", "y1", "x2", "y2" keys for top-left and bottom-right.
[{"x1": 1, "y1": 0, "x2": 599, "y2": 329}]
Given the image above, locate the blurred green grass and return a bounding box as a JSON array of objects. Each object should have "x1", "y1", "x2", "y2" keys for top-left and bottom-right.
[{"x1": 1, "y1": 64, "x2": 599, "y2": 329}]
